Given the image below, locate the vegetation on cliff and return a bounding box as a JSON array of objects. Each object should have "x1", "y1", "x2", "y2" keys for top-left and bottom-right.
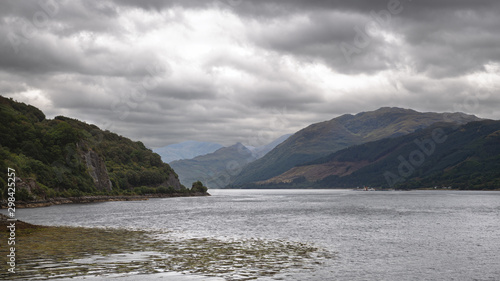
[{"x1": 0, "y1": 96, "x2": 204, "y2": 204}]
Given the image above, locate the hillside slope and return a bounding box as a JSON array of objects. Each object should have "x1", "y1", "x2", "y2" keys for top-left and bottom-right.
[
  {"x1": 231, "y1": 107, "x2": 481, "y2": 187},
  {"x1": 259, "y1": 120, "x2": 500, "y2": 190},
  {"x1": 246, "y1": 134, "x2": 292, "y2": 159},
  {"x1": 0, "y1": 96, "x2": 201, "y2": 203}
]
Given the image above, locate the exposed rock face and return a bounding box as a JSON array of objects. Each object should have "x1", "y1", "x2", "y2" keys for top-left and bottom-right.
[
  {"x1": 83, "y1": 150, "x2": 112, "y2": 191},
  {"x1": 16, "y1": 177, "x2": 46, "y2": 200},
  {"x1": 77, "y1": 141, "x2": 182, "y2": 191},
  {"x1": 164, "y1": 175, "x2": 182, "y2": 190},
  {"x1": 16, "y1": 177, "x2": 37, "y2": 193}
]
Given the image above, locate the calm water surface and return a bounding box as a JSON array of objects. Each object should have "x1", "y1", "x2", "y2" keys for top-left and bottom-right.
[{"x1": 9, "y1": 189, "x2": 500, "y2": 280}]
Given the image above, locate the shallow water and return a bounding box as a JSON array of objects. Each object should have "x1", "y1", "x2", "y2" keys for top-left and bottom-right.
[{"x1": 5, "y1": 189, "x2": 500, "y2": 280}]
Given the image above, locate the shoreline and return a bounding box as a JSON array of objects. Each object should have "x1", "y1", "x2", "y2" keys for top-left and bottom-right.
[
  {"x1": 0, "y1": 192, "x2": 210, "y2": 209},
  {"x1": 0, "y1": 213, "x2": 325, "y2": 281}
]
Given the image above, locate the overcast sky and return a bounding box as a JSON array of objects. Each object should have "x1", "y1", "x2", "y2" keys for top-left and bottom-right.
[{"x1": 1, "y1": 0, "x2": 499, "y2": 147}]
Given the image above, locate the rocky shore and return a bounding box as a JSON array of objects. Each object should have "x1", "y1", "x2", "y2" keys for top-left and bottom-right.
[
  {"x1": 0, "y1": 212, "x2": 325, "y2": 281},
  {"x1": 0, "y1": 213, "x2": 43, "y2": 230},
  {"x1": 1, "y1": 192, "x2": 210, "y2": 209}
]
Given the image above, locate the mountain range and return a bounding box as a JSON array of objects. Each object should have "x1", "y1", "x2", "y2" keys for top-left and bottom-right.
[
  {"x1": 170, "y1": 135, "x2": 291, "y2": 188},
  {"x1": 230, "y1": 107, "x2": 481, "y2": 187},
  {"x1": 153, "y1": 141, "x2": 223, "y2": 163},
  {"x1": 1, "y1": 95, "x2": 496, "y2": 196},
  {"x1": 254, "y1": 120, "x2": 500, "y2": 190}
]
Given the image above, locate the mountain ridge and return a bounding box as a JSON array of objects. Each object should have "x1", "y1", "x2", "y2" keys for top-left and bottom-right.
[
  {"x1": 251, "y1": 120, "x2": 500, "y2": 190},
  {"x1": 169, "y1": 134, "x2": 291, "y2": 188},
  {"x1": 170, "y1": 142, "x2": 254, "y2": 188},
  {"x1": 230, "y1": 107, "x2": 482, "y2": 187}
]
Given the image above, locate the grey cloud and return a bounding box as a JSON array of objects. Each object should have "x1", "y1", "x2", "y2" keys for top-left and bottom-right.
[
  {"x1": 0, "y1": 72, "x2": 29, "y2": 93},
  {"x1": 102, "y1": 98, "x2": 286, "y2": 147},
  {"x1": 221, "y1": 0, "x2": 500, "y2": 77},
  {"x1": 397, "y1": 8, "x2": 500, "y2": 77},
  {"x1": 242, "y1": 83, "x2": 324, "y2": 111},
  {"x1": 110, "y1": 0, "x2": 213, "y2": 12},
  {"x1": 1, "y1": 0, "x2": 499, "y2": 147},
  {"x1": 114, "y1": 0, "x2": 500, "y2": 20},
  {"x1": 242, "y1": 1, "x2": 500, "y2": 76},
  {"x1": 0, "y1": 29, "x2": 162, "y2": 78},
  {"x1": 0, "y1": 0, "x2": 121, "y2": 33},
  {"x1": 149, "y1": 81, "x2": 218, "y2": 101}
]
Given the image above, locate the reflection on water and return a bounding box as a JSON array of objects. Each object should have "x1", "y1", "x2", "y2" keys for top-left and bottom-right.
[{"x1": 3, "y1": 189, "x2": 500, "y2": 280}]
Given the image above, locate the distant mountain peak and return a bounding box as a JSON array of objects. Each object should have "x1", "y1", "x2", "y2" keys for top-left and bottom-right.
[
  {"x1": 232, "y1": 142, "x2": 247, "y2": 148},
  {"x1": 375, "y1": 106, "x2": 416, "y2": 112},
  {"x1": 169, "y1": 135, "x2": 291, "y2": 188},
  {"x1": 153, "y1": 141, "x2": 223, "y2": 163}
]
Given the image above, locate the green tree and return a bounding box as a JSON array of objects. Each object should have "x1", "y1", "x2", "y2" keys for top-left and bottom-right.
[{"x1": 191, "y1": 181, "x2": 208, "y2": 193}]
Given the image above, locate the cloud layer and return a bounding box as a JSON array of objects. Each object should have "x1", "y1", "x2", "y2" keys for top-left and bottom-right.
[{"x1": 1, "y1": 0, "x2": 499, "y2": 147}]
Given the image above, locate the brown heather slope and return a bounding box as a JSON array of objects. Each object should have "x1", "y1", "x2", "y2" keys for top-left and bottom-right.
[{"x1": 257, "y1": 161, "x2": 371, "y2": 184}]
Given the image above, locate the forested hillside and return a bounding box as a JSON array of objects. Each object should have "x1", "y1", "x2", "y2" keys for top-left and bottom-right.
[{"x1": 0, "y1": 96, "x2": 205, "y2": 203}]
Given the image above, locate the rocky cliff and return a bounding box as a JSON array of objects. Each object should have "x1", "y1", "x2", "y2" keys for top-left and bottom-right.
[{"x1": 82, "y1": 150, "x2": 113, "y2": 191}]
